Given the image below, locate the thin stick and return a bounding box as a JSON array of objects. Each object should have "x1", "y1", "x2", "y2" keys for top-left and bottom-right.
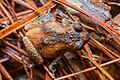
[
  {"x1": 0, "y1": 57, "x2": 9, "y2": 63},
  {"x1": 0, "y1": 2, "x2": 14, "y2": 23},
  {"x1": 108, "y1": 2, "x2": 120, "y2": 6},
  {"x1": 43, "y1": 64, "x2": 55, "y2": 79},
  {"x1": 0, "y1": 72, "x2": 2, "y2": 80},
  {"x1": 25, "y1": 0, "x2": 42, "y2": 16},
  {"x1": 0, "y1": 63, "x2": 13, "y2": 80},
  {"x1": 77, "y1": 51, "x2": 93, "y2": 79},
  {"x1": 54, "y1": 58, "x2": 120, "y2": 80},
  {"x1": 0, "y1": 1, "x2": 56, "y2": 39},
  {"x1": 90, "y1": 37, "x2": 120, "y2": 60},
  {"x1": 39, "y1": 0, "x2": 46, "y2": 5},
  {"x1": 13, "y1": 0, "x2": 34, "y2": 10},
  {"x1": 81, "y1": 50, "x2": 114, "y2": 80},
  {"x1": 3, "y1": 40, "x2": 28, "y2": 56}
]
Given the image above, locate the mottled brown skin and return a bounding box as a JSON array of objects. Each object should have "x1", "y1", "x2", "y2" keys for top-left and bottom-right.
[
  {"x1": 23, "y1": 12, "x2": 89, "y2": 64},
  {"x1": 75, "y1": 0, "x2": 112, "y2": 36},
  {"x1": 24, "y1": 23, "x2": 71, "y2": 58}
]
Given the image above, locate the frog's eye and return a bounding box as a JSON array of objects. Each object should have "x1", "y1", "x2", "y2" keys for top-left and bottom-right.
[{"x1": 74, "y1": 24, "x2": 83, "y2": 32}]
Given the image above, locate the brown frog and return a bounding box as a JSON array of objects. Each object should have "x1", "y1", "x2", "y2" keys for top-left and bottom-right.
[
  {"x1": 23, "y1": 9, "x2": 89, "y2": 65},
  {"x1": 65, "y1": 0, "x2": 112, "y2": 36},
  {"x1": 66, "y1": 0, "x2": 111, "y2": 22}
]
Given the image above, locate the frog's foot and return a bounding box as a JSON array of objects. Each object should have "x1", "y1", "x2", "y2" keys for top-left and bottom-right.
[
  {"x1": 23, "y1": 37, "x2": 43, "y2": 65},
  {"x1": 48, "y1": 56, "x2": 62, "y2": 78}
]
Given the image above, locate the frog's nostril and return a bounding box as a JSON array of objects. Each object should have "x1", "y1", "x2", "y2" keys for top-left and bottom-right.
[{"x1": 74, "y1": 24, "x2": 83, "y2": 32}]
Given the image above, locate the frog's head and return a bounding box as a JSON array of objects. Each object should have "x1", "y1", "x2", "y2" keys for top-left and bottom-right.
[
  {"x1": 64, "y1": 23, "x2": 90, "y2": 50},
  {"x1": 41, "y1": 20, "x2": 89, "y2": 50}
]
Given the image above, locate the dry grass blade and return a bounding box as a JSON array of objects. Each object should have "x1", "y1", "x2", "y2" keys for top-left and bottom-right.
[
  {"x1": 45, "y1": 73, "x2": 52, "y2": 80},
  {"x1": 81, "y1": 50, "x2": 114, "y2": 80},
  {"x1": 0, "y1": 57, "x2": 9, "y2": 63},
  {"x1": 77, "y1": 51, "x2": 93, "y2": 79},
  {"x1": 13, "y1": 0, "x2": 35, "y2": 10},
  {"x1": 0, "y1": 0, "x2": 119, "y2": 79},
  {"x1": 89, "y1": 36, "x2": 120, "y2": 66},
  {"x1": 25, "y1": 0, "x2": 42, "y2": 16},
  {"x1": 108, "y1": 2, "x2": 120, "y2": 6},
  {"x1": 54, "y1": 58, "x2": 120, "y2": 80},
  {"x1": 0, "y1": 1, "x2": 56, "y2": 39},
  {"x1": 0, "y1": 8, "x2": 6, "y2": 17},
  {"x1": 90, "y1": 36, "x2": 120, "y2": 58},
  {"x1": 0, "y1": 72, "x2": 2, "y2": 80},
  {"x1": 0, "y1": 63, "x2": 13, "y2": 80},
  {"x1": 3, "y1": 40, "x2": 28, "y2": 56},
  {"x1": 84, "y1": 44, "x2": 105, "y2": 80},
  {"x1": 39, "y1": 0, "x2": 46, "y2": 5},
  {"x1": 0, "y1": 2, "x2": 14, "y2": 23},
  {"x1": 1, "y1": 49, "x2": 23, "y2": 64},
  {"x1": 84, "y1": 44, "x2": 92, "y2": 57},
  {"x1": 43, "y1": 64, "x2": 55, "y2": 79}
]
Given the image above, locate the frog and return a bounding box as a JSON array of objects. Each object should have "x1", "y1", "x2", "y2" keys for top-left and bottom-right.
[
  {"x1": 64, "y1": 0, "x2": 112, "y2": 37},
  {"x1": 65, "y1": 0, "x2": 111, "y2": 22},
  {"x1": 23, "y1": 8, "x2": 89, "y2": 65}
]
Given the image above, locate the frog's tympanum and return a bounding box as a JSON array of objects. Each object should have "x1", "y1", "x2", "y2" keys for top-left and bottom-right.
[{"x1": 23, "y1": 9, "x2": 89, "y2": 65}]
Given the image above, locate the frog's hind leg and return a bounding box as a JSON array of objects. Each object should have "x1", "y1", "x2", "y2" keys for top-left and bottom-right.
[{"x1": 23, "y1": 37, "x2": 43, "y2": 65}]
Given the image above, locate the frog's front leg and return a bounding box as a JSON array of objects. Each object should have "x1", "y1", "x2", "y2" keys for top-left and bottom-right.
[
  {"x1": 23, "y1": 37, "x2": 43, "y2": 65},
  {"x1": 49, "y1": 56, "x2": 62, "y2": 78}
]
